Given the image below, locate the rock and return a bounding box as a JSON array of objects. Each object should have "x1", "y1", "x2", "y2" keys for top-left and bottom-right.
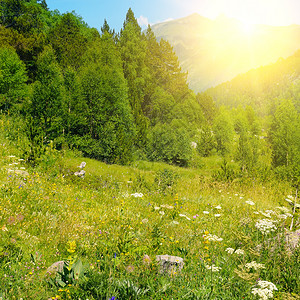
[
  {"x1": 156, "y1": 255, "x2": 184, "y2": 275},
  {"x1": 46, "y1": 261, "x2": 66, "y2": 275},
  {"x1": 74, "y1": 170, "x2": 85, "y2": 178},
  {"x1": 78, "y1": 162, "x2": 86, "y2": 169}
]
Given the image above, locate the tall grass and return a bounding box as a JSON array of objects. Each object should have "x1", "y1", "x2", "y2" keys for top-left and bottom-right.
[{"x1": 0, "y1": 123, "x2": 299, "y2": 299}]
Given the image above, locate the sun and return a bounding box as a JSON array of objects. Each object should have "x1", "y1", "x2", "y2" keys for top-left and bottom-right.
[{"x1": 240, "y1": 21, "x2": 255, "y2": 35}]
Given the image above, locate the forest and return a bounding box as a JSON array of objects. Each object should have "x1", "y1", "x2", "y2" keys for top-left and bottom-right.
[
  {"x1": 0, "y1": 0, "x2": 300, "y2": 182},
  {"x1": 0, "y1": 0, "x2": 300, "y2": 299}
]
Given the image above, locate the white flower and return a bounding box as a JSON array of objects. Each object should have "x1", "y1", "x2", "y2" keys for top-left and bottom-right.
[
  {"x1": 205, "y1": 234, "x2": 223, "y2": 242},
  {"x1": 245, "y1": 200, "x2": 255, "y2": 206},
  {"x1": 251, "y1": 281, "x2": 277, "y2": 300},
  {"x1": 255, "y1": 219, "x2": 277, "y2": 235},
  {"x1": 205, "y1": 264, "x2": 221, "y2": 272},
  {"x1": 225, "y1": 247, "x2": 235, "y2": 254},
  {"x1": 159, "y1": 211, "x2": 165, "y2": 216},
  {"x1": 172, "y1": 221, "x2": 179, "y2": 225},
  {"x1": 277, "y1": 214, "x2": 288, "y2": 219},
  {"x1": 214, "y1": 214, "x2": 221, "y2": 217},
  {"x1": 179, "y1": 214, "x2": 191, "y2": 220},
  {"x1": 260, "y1": 211, "x2": 271, "y2": 218},
  {"x1": 154, "y1": 206, "x2": 160, "y2": 210},
  {"x1": 203, "y1": 211, "x2": 210, "y2": 214},
  {"x1": 251, "y1": 288, "x2": 274, "y2": 300},
  {"x1": 160, "y1": 204, "x2": 174, "y2": 209},
  {"x1": 257, "y1": 281, "x2": 277, "y2": 291},
  {"x1": 225, "y1": 248, "x2": 244, "y2": 255},
  {"x1": 245, "y1": 261, "x2": 265, "y2": 270},
  {"x1": 234, "y1": 249, "x2": 245, "y2": 255},
  {"x1": 275, "y1": 206, "x2": 290, "y2": 214},
  {"x1": 131, "y1": 193, "x2": 143, "y2": 198},
  {"x1": 215, "y1": 205, "x2": 222, "y2": 209}
]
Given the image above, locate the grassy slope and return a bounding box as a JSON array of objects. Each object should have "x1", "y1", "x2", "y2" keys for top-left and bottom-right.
[{"x1": 0, "y1": 128, "x2": 299, "y2": 299}]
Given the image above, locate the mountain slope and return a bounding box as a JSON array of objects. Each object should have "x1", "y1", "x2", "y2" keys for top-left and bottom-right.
[
  {"x1": 205, "y1": 50, "x2": 300, "y2": 114},
  {"x1": 151, "y1": 14, "x2": 300, "y2": 92}
]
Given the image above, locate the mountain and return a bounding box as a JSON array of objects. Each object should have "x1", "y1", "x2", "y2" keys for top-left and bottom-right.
[
  {"x1": 205, "y1": 49, "x2": 300, "y2": 114},
  {"x1": 151, "y1": 14, "x2": 300, "y2": 92}
]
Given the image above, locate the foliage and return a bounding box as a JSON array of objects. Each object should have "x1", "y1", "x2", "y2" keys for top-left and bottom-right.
[
  {"x1": 147, "y1": 121, "x2": 192, "y2": 166},
  {"x1": 0, "y1": 47, "x2": 28, "y2": 112}
]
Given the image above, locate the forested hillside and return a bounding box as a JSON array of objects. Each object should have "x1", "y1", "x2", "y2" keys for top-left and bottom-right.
[
  {"x1": 1, "y1": 0, "x2": 300, "y2": 181},
  {"x1": 205, "y1": 50, "x2": 300, "y2": 115},
  {"x1": 0, "y1": 1, "x2": 203, "y2": 166}
]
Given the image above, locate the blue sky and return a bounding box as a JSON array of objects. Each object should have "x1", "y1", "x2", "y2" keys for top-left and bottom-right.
[{"x1": 46, "y1": 0, "x2": 300, "y2": 32}]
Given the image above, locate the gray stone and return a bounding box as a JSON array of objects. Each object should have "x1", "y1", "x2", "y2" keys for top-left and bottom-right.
[
  {"x1": 156, "y1": 255, "x2": 184, "y2": 274},
  {"x1": 74, "y1": 170, "x2": 85, "y2": 178},
  {"x1": 46, "y1": 261, "x2": 66, "y2": 275},
  {"x1": 78, "y1": 162, "x2": 86, "y2": 169}
]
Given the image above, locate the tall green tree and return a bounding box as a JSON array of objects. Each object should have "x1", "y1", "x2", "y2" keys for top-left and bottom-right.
[
  {"x1": 73, "y1": 29, "x2": 135, "y2": 164},
  {"x1": 48, "y1": 13, "x2": 88, "y2": 69},
  {"x1": 29, "y1": 46, "x2": 65, "y2": 141},
  {"x1": 0, "y1": 47, "x2": 27, "y2": 112},
  {"x1": 213, "y1": 107, "x2": 234, "y2": 155},
  {"x1": 269, "y1": 100, "x2": 300, "y2": 167},
  {"x1": 119, "y1": 8, "x2": 149, "y2": 148}
]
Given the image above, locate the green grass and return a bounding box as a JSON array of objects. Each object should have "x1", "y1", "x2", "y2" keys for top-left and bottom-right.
[{"x1": 0, "y1": 133, "x2": 299, "y2": 299}]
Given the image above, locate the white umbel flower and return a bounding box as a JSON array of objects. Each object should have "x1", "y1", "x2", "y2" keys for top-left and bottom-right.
[
  {"x1": 245, "y1": 261, "x2": 265, "y2": 270},
  {"x1": 205, "y1": 264, "x2": 221, "y2": 272},
  {"x1": 255, "y1": 219, "x2": 277, "y2": 235}
]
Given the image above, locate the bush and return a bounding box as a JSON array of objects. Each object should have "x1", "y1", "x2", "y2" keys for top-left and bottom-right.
[{"x1": 147, "y1": 122, "x2": 192, "y2": 166}]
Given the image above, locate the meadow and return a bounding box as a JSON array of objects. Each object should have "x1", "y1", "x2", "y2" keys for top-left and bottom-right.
[{"x1": 0, "y1": 130, "x2": 299, "y2": 300}]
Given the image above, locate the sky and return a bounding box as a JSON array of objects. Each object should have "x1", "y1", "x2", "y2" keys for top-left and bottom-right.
[{"x1": 46, "y1": 0, "x2": 300, "y2": 32}]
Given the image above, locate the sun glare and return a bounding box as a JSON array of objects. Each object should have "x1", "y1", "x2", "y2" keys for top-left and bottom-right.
[{"x1": 240, "y1": 21, "x2": 255, "y2": 35}]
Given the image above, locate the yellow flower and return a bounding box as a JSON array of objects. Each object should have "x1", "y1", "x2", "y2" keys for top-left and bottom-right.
[{"x1": 66, "y1": 240, "x2": 76, "y2": 253}]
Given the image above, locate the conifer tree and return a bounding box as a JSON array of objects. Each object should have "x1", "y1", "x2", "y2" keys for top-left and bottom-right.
[{"x1": 119, "y1": 8, "x2": 149, "y2": 148}]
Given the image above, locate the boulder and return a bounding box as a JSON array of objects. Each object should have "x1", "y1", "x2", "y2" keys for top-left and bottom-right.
[{"x1": 156, "y1": 255, "x2": 184, "y2": 275}]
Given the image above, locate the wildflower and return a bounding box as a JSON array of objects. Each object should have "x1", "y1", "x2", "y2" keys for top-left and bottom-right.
[
  {"x1": 131, "y1": 193, "x2": 143, "y2": 198},
  {"x1": 245, "y1": 200, "x2": 255, "y2": 206},
  {"x1": 203, "y1": 211, "x2": 210, "y2": 214},
  {"x1": 251, "y1": 280, "x2": 277, "y2": 300},
  {"x1": 172, "y1": 221, "x2": 179, "y2": 225},
  {"x1": 143, "y1": 255, "x2": 151, "y2": 265},
  {"x1": 245, "y1": 261, "x2": 265, "y2": 270},
  {"x1": 215, "y1": 205, "x2": 222, "y2": 209},
  {"x1": 160, "y1": 204, "x2": 174, "y2": 209},
  {"x1": 154, "y1": 206, "x2": 160, "y2": 210},
  {"x1": 225, "y1": 247, "x2": 235, "y2": 254},
  {"x1": 205, "y1": 234, "x2": 223, "y2": 242},
  {"x1": 159, "y1": 211, "x2": 165, "y2": 216},
  {"x1": 126, "y1": 265, "x2": 135, "y2": 273},
  {"x1": 66, "y1": 240, "x2": 76, "y2": 253},
  {"x1": 1, "y1": 225, "x2": 8, "y2": 232},
  {"x1": 179, "y1": 214, "x2": 191, "y2": 220},
  {"x1": 141, "y1": 218, "x2": 148, "y2": 223},
  {"x1": 214, "y1": 214, "x2": 221, "y2": 217},
  {"x1": 205, "y1": 264, "x2": 221, "y2": 272},
  {"x1": 275, "y1": 206, "x2": 290, "y2": 213},
  {"x1": 260, "y1": 212, "x2": 271, "y2": 218},
  {"x1": 225, "y1": 248, "x2": 245, "y2": 255},
  {"x1": 255, "y1": 219, "x2": 277, "y2": 235},
  {"x1": 234, "y1": 249, "x2": 245, "y2": 255}
]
